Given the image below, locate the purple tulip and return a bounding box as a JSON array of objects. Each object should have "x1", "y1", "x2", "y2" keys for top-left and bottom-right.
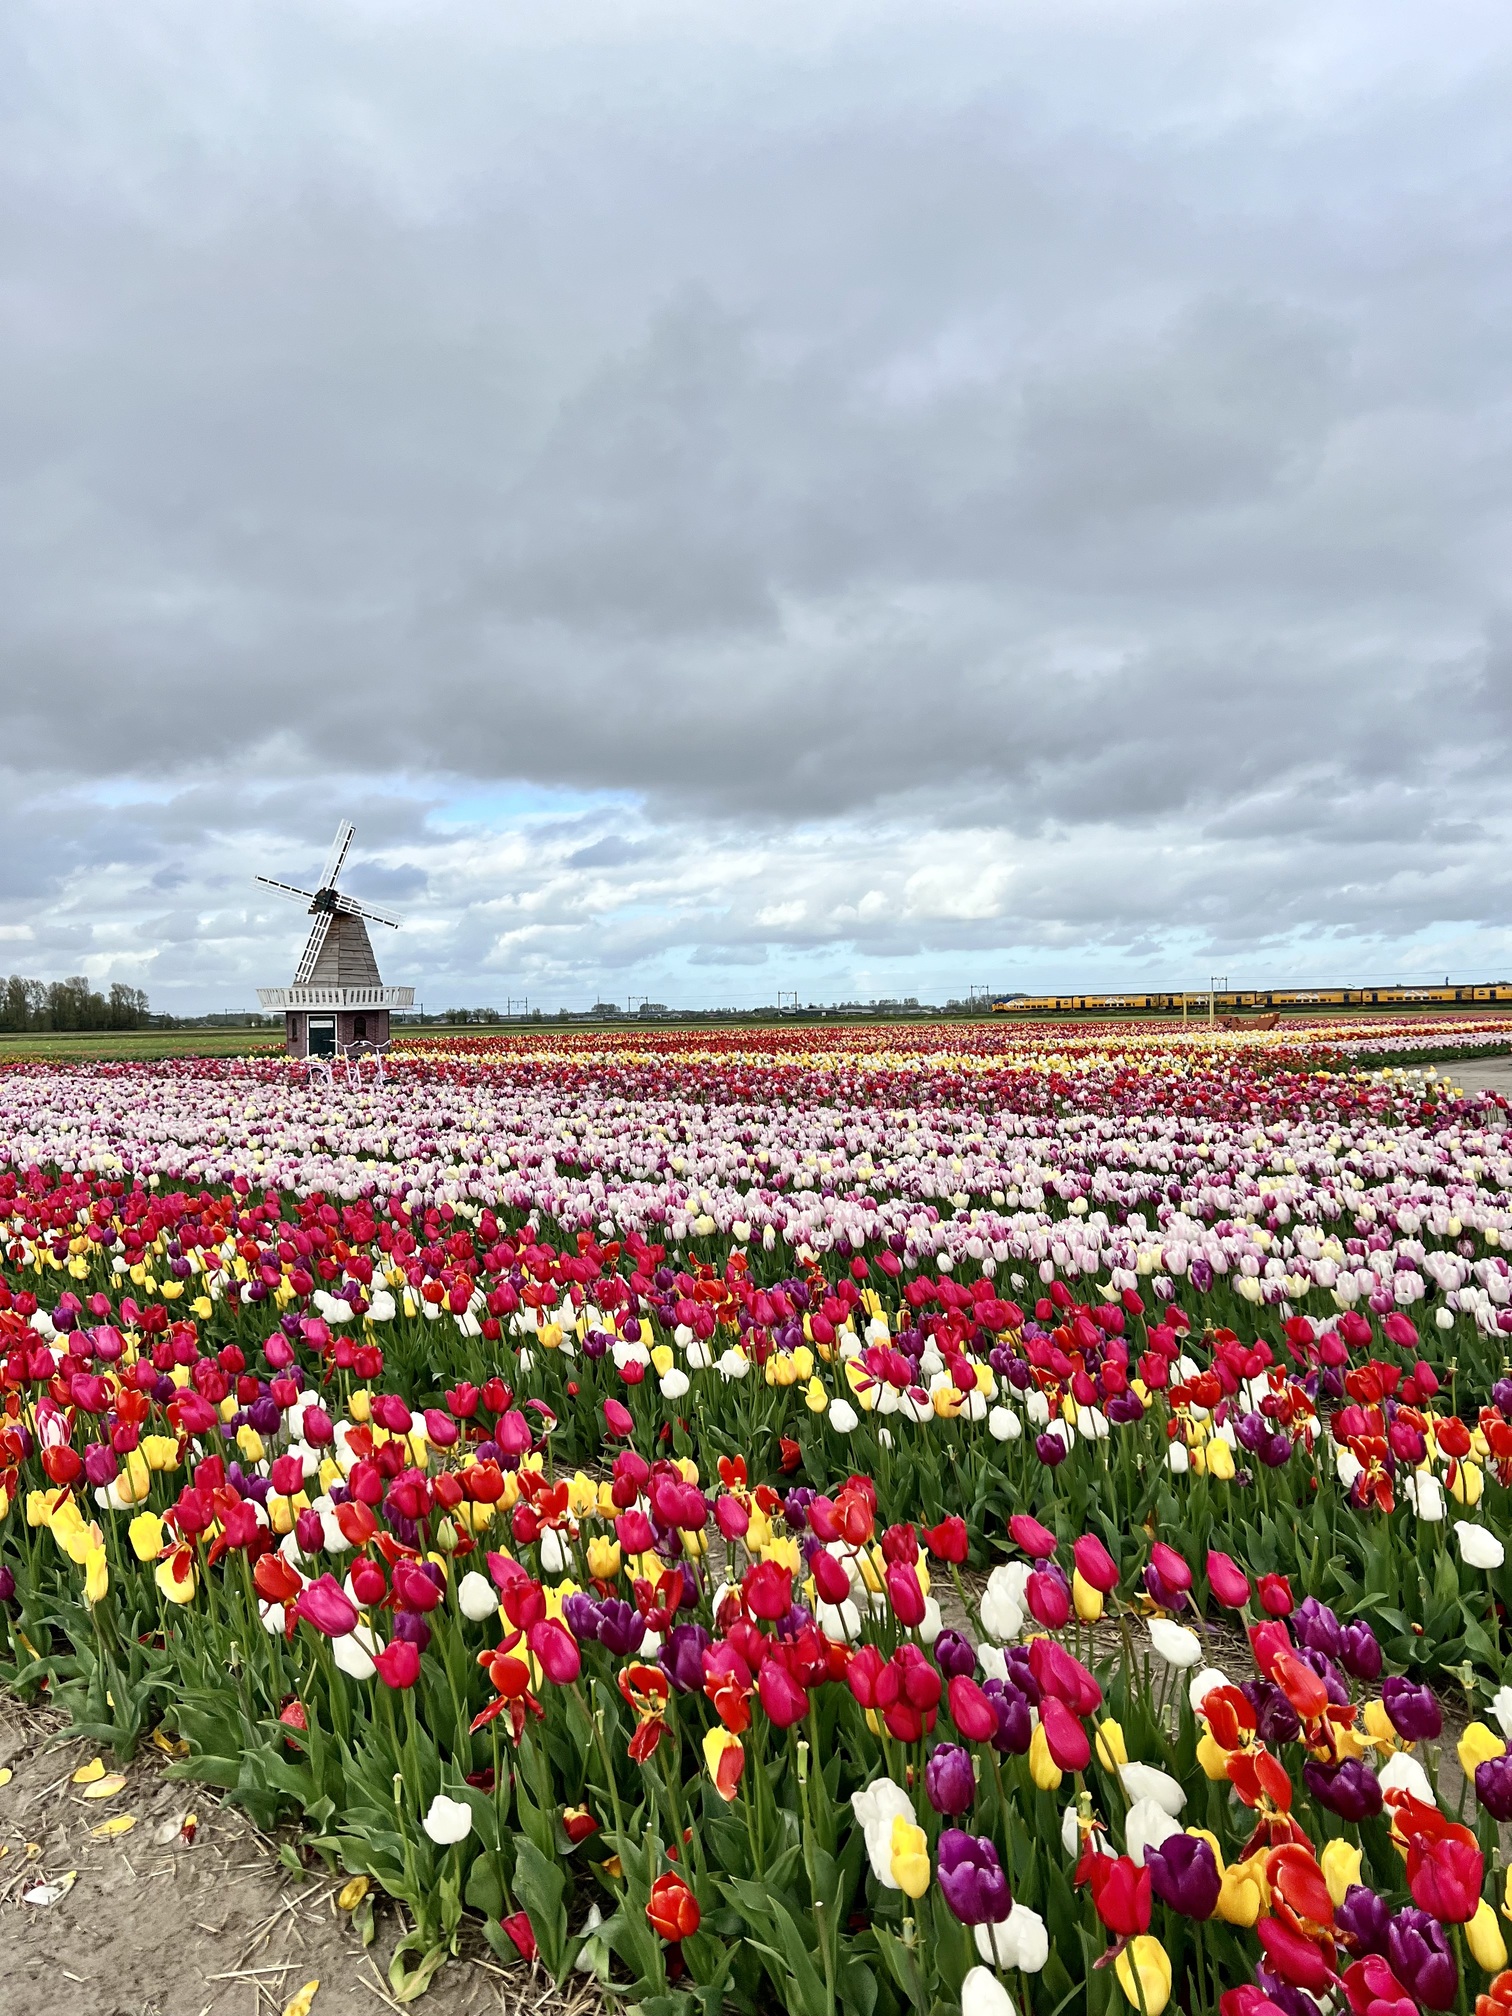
[
  {"x1": 1144, "y1": 1831, "x2": 1221, "y2": 1919},
  {"x1": 1296, "y1": 1647, "x2": 1350, "y2": 1707},
  {"x1": 392, "y1": 1609, "x2": 432, "y2": 1653},
  {"x1": 933, "y1": 1630, "x2": 977, "y2": 1680},
  {"x1": 936, "y1": 1830, "x2": 1012, "y2": 1926},
  {"x1": 1106, "y1": 1391, "x2": 1145, "y2": 1425},
  {"x1": 1294, "y1": 1597, "x2": 1343, "y2": 1661},
  {"x1": 1003, "y1": 1646, "x2": 1040, "y2": 1706},
  {"x1": 925, "y1": 1743, "x2": 976, "y2": 1817},
  {"x1": 561, "y1": 1594, "x2": 601, "y2": 1643},
  {"x1": 595, "y1": 1598, "x2": 642, "y2": 1657},
  {"x1": 1258, "y1": 1973, "x2": 1324, "y2": 2016},
  {"x1": 295, "y1": 1508, "x2": 325, "y2": 1557},
  {"x1": 659, "y1": 1623, "x2": 711, "y2": 1694},
  {"x1": 1336, "y1": 1883, "x2": 1391, "y2": 1958},
  {"x1": 1035, "y1": 1431, "x2": 1069, "y2": 1468},
  {"x1": 0, "y1": 1565, "x2": 15, "y2": 1604},
  {"x1": 1388, "y1": 1908, "x2": 1457, "y2": 2011},
  {"x1": 1241, "y1": 1677, "x2": 1300, "y2": 1748},
  {"x1": 1382, "y1": 1676, "x2": 1441, "y2": 1742},
  {"x1": 982, "y1": 1679, "x2": 1033, "y2": 1755},
  {"x1": 1476, "y1": 1752, "x2": 1512, "y2": 1822},
  {"x1": 83, "y1": 1441, "x2": 118, "y2": 1488},
  {"x1": 1337, "y1": 1619, "x2": 1382, "y2": 1681},
  {"x1": 1303, "y1": 1757, "x2": 1383, "y2": 1821},
  {"x1": 1144, "y1": 1564, "x2": 1183, "y2": 1612}
]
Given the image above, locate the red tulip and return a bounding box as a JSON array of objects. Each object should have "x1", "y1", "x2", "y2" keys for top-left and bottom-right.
[
  {"x1": 811, "y1": 1550, "x2": 852, "y2": 1606},
  {"x1": 948, "y1": 1674, "x2": 999, "y2": 1743},
  {"x1": 1256, "y1": 1916, "x2": 1333, "y2": 1992},
  {"x1": 646, "y1": 1872, "x2": 700, "y2": 1942},
  {"x1": 743, "y1": 1559, "x2": 793, "y2": 1622},
  {"x1": 1072, "y1": 1534, "x2": 1119, "y2": 1593},
  {"x1": 499, "y1": 1910, "x2": 537, "y2": 1961},
  {"x1": 922, "y1": 1516, "x2": 969, "y2": 1565},
  {"x1": 375, "y1": 1638, "x2": 421, "y2": 1689},
  {"x1": 1407, "y1": 1831, "x2": 1484, "y2": 1923},
  {"x1": 1206, "y1": 1550, "x2": 1251, "y2": 1609},
  {"x1": 1089, "y1": 1854, "x2": 1151, "y2": 1936},
  {"x1": 1257, "y1": 1574, "x2": 1294, "y2": 1618}
]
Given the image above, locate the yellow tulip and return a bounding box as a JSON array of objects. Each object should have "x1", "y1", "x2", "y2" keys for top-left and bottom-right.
[
  {"x1": 115, "y1": 1448, "x2": 152, "y2": 1506},
  {"x1": 1073, "y1": 1569, "x2": 1104, "y2": 1623},
  {"x1": 1029, "y1": 1723, "x2": 1063, "y2": 1791},
  {"x1": 1470, "y1": 1898, "x2": 1509, "y2": 1973},
  {"x1": 140, "y1": 1434, "x2": 180, "y2": 1473},
  {"x1": 650, "y1": 1344, "x2": 674, "y2": 1377},
  {"x1": 26, "y1": 1489, "x2": 57, "y2": 1529},
  {"x1": 1206, "y1": 1438, "x2": 1236, "y2": 1481},
  {"x1": 1216, "y1": 1852, "x2": 1268, "y2": 1927},
  {"x1": 586, "y1": 1536, "x2": 622, "y2": 1581},
  {"x1": 1451, "y1": 1460, "x2": 1485, "y2": 1506},
  {"x1": 1095, "y1": 1718, "x2": 1129, "y2": 1771},
  {"x1": 1115, "y1": 1936, "x2": 1172, "y2": 2016},
  {"x1": 567, "y1": 1472, "x2": 598, "y2": 1517},
  {"x1": 83, "y1": 1545, "x2": 109, "y2": 1607},
  {"x1": 932, "y1": 1386, "x2": 964, "y2": 1419},
  {"x1": 1363, "y1": 1699, "x2": 1404, "y2": 1753},
  {"x1": 702, "y1": 1726, "x2": 744, "y2": 1802},
  {"x1": 128, "y1": 1511, "x2": 165, "y2": 1562},
  {"x1": 155, "y1": 1555, "x2": 197, "y2": 1605},
  {"x1": 1459, "y1": 1723, "x2": 1505, "y2": 1777},
  {"x1": 1320, "y1": 1838, "x2": 1362, "y2": 1908},
  {"x1": 888, "y1": 1816, "x2": 930, "y2": 1899},
  {"x1": 1502, "y1": 1863, "x2": 1512, "y2": 1923},
  {"x1": 348, "y1": 1388, "x2": 372, "y2": 1423},
  {"x1": 1196, "y1": 1732, "x2": 1232, "y2": 1780},
  {"x1": 804, "y1": 1377, "x2": 830, "y2": 1414}
]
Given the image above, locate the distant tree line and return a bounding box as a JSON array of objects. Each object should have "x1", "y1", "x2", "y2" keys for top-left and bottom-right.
[{"x1": 0, "y1": 974, "x2": 152, "y2": 1032}]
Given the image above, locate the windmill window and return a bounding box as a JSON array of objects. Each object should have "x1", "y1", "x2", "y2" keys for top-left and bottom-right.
[{"x1": 353, "y1": 1015, "x2": 368, "y2": 1041}]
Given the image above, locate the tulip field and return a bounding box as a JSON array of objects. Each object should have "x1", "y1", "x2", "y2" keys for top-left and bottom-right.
[{"x1": 11, "y1": 1019, "x2": 1512, "y2": 2016}]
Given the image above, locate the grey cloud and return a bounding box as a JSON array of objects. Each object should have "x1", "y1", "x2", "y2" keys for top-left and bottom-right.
[{"x1": 2, "y1": 0, "x2": 1511, "y2": 1003}]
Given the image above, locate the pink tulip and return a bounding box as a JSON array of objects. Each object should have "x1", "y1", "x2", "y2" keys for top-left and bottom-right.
[
  {"x1": 603, "y1": 1399, "x2": 635, "y2": 1437},
  {"x1": 1206, "y1": 1550, "x2": 1251, "y2": 1609},
  {"x1": 948, "y1": 1674, "x2": 999, "y2": 1743},
  {"x1": 1072, "y1": 1534, "x2": 1120, "y2": 1593},
  {"x1": 296, "y1": 1573, "x2": 358, "y2": 1639},
  {"x1": 1008, "y1": 1514, "x2": 1058, "y2": 1559},
  {"x1": 885, "y1": 1561, "x2": 926, "y2": 1628},
  {"x1": 1026, "y1": 1567, "x2": 1071, "y2": 1630},
  {"x1": 528, "y1": 1618, "x2": 582, "y2": 1685}
]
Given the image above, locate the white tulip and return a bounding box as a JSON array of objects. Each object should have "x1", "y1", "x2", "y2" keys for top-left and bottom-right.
[
  {"x1": 980, "y1": 1566, "x2": 1027, "y2": 1644},
  {"x1": 659, "y1": 1368, "x2": 690, "y2": 1400},
  {"x1": 815, "y1": 1598, "x2": 862, "y2": 1642},
  {"x1": 1455, "y1": 1520, "x2": 1505, "y2": 1570},
  {"x1": 919, "y1": 1597, "x2": 943, "y2": 1646},
  {"x1": 1409, "y1": 1474, "x2": 1445, "y2": 1524},
  {"x1": 332, "y1": 1625, "x2": 378, "y2": 1680},
  {"x1": 829, "y1": 1400, "x2": 859, "y2": 1434},
  {"x1": 961, "y1": 1967, "x2": 1015, "y2": 2016},
  {"x1": 1120, "y1": 1763, "x2": 1186, "y2": 1817},
  {"x1": 978, "y1": 1901, "x2": 1048, "y2": 1971},
  {"x1": 987, "y1": 1405, "x2": 1021, "y2": 1442},
  {"x1": 976, "y1": 1643, "x2": 1009, "y2": 1684},
  {"x1": 539, "y1": 1528, "x2": 571, "y2": 1574},
  {"x1": 1492, "y1": 1685, "x2": 1512, "y2": 1740},
  {"x1": 851, "y1": 1777, "x2": 915, "y2": 1887},
  {"x1": 1148, "y1": 1617, "x2": 1202, "y2": 1668},
  {"x1": 421, "y1": 1793, "x2": 473, "y2": 1845},
  {"x1": 1124, "y1": 1796, "x2": 1180, "y2": 1868},
  {"x1": 1168, "y1": 1442, "x2": 1190, "y2": 1475},
  {"x1": 1378, "y1": 1750, "x2": 1434, "y2": 1806},
  {"x1": 458, "y1": 1571, "x2": 500, "y2": 1622},
  {"x1": 1188, "y1": 1666, "x2": 1230, "y2": 1714}
]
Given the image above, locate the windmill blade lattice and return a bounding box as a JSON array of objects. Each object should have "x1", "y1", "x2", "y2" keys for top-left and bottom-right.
[
  {"x1": 320, "y1": 821, "x2": 356, "y2": 892},
  {"x1": 293, "y1": 912, "x2": 335, "y2": 986},
  {"x1": 256, "y1": 875, "x2": 318, "y2": 905},
  {"x1": 333, "y1": 891, "x2": 401, "y2": 930}
]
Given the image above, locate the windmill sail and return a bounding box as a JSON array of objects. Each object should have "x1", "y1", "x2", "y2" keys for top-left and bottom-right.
[{"x1": 294, "y1": 912, "x2": 335, "y2": 986}]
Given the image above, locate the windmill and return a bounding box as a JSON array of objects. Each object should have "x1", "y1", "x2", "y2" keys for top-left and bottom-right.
[{"x1": 255, "y1": 820, "x2": 415, "y2": 1058}]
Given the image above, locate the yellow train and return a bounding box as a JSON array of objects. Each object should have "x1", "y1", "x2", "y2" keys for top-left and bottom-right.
[{"x1": 992, "y1": 984, "x2": 1512, "y2": 1015}]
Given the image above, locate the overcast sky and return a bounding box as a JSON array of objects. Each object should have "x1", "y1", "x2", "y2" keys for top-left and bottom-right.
[{"x1": 3, "y1": 0, "x2": 1511, "y2": 1012}]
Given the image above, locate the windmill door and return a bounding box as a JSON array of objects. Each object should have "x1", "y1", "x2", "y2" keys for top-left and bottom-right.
[{"x1": 308, "y1": 1016, "x2": 337, "y2": 1058}]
